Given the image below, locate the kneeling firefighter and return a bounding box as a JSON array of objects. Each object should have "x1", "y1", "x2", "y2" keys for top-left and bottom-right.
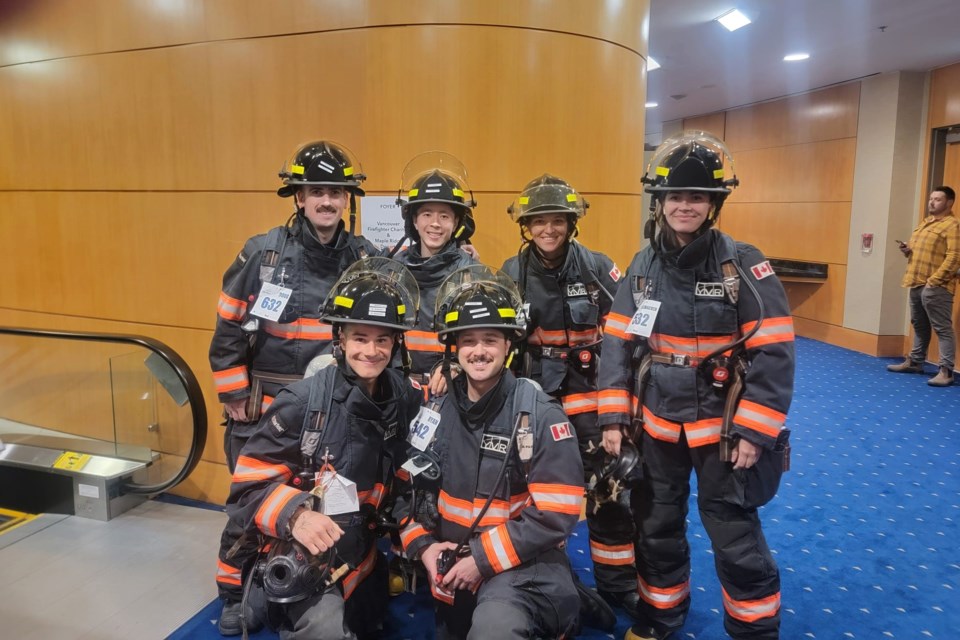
[
  {"x1": 398, "y1": 265, "x2": 587, "y2": 639},
  {"x1": 225, "y1": 257, "x2": 424, "y2": 640},
  {"x1": 597, "y1": 131, "x2": 795, "y2": 640}
]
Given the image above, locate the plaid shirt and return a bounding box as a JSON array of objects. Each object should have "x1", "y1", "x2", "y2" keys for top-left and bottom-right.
[{"x1": 902, "y1": 212, "x2": 960, "y2": 294}]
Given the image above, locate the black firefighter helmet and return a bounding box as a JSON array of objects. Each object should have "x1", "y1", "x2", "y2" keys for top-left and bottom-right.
[
  {"x1": 396, "y1": 151, "x2": 477, "y2": 246},
  {"x1": 320, "y1": 257, "x2": 420, "y2": 332},
  {"x1": 434, "y1": 265, "x2": 526, "y2": 346},
  {"x1": 277, "y1": 140, "x2": 366, "y2": 198}
]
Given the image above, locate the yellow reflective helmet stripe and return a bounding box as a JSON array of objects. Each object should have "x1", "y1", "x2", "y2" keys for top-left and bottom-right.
[
  {"x1": 291, "y1": 164, "x2": 305, "y2": 175},
  {"x1": 334, "y1": 296, "x2": 354, "y2": 308}
]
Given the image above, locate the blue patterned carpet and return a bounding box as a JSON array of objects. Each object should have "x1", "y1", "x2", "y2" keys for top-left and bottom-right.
[{"x1": 170, "y1": 337, "x2": 959, "y2": 639}]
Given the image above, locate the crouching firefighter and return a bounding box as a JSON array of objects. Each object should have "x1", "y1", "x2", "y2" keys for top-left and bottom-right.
[
  {"x1": 398, "y1": 265, "x2": 585, "y2": 639},
  {"x1": 502, "y1": 174, "x2": 640, "y2": 624},
  {"x1": 225, "y1": 258, "x2": 424, "y2": 640},
  {"x1": 597, "y1": 131, "x2": 795, "y2": 640}
]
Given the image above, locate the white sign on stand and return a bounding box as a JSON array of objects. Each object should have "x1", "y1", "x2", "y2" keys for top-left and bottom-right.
[{"x1": 361, "y1": 196, "x2": 408, "y2": 252}]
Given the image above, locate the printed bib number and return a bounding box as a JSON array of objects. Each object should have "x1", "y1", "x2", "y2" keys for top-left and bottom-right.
[
  {"x1": 408, "y1": 406, "x2": 441, "y2": 451},
  {"x1": 626, "y1": 299, "x2": 661, "y2": 337},
  {"x1": 250, "y1": 282, "x2": 292, "y2": 321}
]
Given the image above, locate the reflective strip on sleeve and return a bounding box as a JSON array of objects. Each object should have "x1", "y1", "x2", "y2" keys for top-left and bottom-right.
[
  {"x1": 604, "y1": 312, "x2": 633, "y2": 340},
  {"x1": 359, "y1": 483, "x2": 386, "y2": 508},
  {"x1": 480, "y1": 523, "x2": 521, "y2": 573},
  {"x1": 254, "y1": 484, "x2": 304, "y2": 537},
  {"x1": 734, "y1": 399, "x2": 786, "y2": 439},
  {"x1": 232, "y1": 455, "x2": 293, "y2": 484},
  {"x1": 400, "y1": 523, "x2": 430, "y2": 551},
  {"x1": 213, "y1": 366, "x2": 249, "y2": 394},
  {"x1": 590, "y1": 540, "x2": 635, "y2": 566},
  {"x1": 562, "y1": 392, "x2": 598, "y2": 415},
  {"x1": 217, "y1": 292, "x2": 247, "y2": 321},
  {"x1": 722, "y1": 587, "x2": 781, "y2": 623},
  {"x1": 742, "y1": 316, "x2": 795, "y2": 350},
  {"x1": 438, "y1": 491, "x2": 475, "y2": 528},
  {"x1": 597, "y1": 389, "x2": 632, "y2": 415},
  {"x1": 641, "y1": 407, "x2": 682, "y2": 443},
  {"x1": 529, "y1": 483, "x2": 584, "y2": 515},
  {"x1": 216, "y1": 559, "x2": 242, "y2": 586},
  {"x1": 638, "y1": 576, "x2": 690, "y2": 610},
  {"x1": 405, "y1": 330, "x2": 446, "y2": 353},
  {"x1": 261, "y1": 394, "x2": 275, "y2": 414},
  {"x1": 263, "y1": 319, "x2": 334, "y2": 341},
  {"x1": 342, "y1": 546, "x2": 377, "y2": 600}
]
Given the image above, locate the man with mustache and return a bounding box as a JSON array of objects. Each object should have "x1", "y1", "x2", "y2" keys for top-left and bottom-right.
[
  {"x1": 210, "y1": 140, "x2": 379, "y2": 635},
  {"x1": 400, "y1": 265, "x2": 585, "y2": 639}
]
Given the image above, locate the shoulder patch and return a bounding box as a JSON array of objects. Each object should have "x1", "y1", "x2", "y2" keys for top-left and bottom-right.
[
  {"x1": 237, "y1": 250, "x2": 248, "y2": 265},
  {"x1": 609, "y1": 264, "x2": 621, "y2": 282},
  {"x1": 550, "y1": 422, "x2": 574, "y2": 441},
  {"x1": 269, "y1": 414, "x2": 285, "y2": 435},
  {"x1": 750, "y1": 260, "x2": 775, "y2": 280}
]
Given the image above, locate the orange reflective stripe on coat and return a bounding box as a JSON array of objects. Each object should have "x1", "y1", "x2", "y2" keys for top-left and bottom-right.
[
  {"x1": 649, "y1": 333, "x2": 736, "y2": 359},
  {"x1": 562, "y1": 392, "x2": 598, "y2": 415},
  {"x1": 722, "y1": 588, "x2": 781, "y2": 623},
  {"x1": 590, "y1": 540, "x2": 635, "y2": 566},
  {"x1": 734, "y1": 399, "x2": 786, "y2": 439},
  {"x1": 232, "y1": 455, "x2": 293, "y2": 484},
  {"x1": 358, "y1": 483, "x2": 386, "y2": 509},
  {"x1": 263, "y1": 319, "x2": 333, "y2": 341},
  {"x1": 642, "y1": 407, "x2": 722, "y2": 446},
  {"x1": 741, "y1": 316, "x2": 795, "y2": 350},
  {"x1": 604, "y1": 312, "x2": 633, "y2": 340},
  {"x1": 405, "y1": 330, "x2": 445, "y2": 353},
  {"x1": 638, "y1": 576, "x2": 690, "y2": 610},
  {"x1": 214, "y1": 366, "x2": 249, "y2": 394},
  {"x1": 342, "y1": 547, "x2": 377, "y2": 600},
  {"x1": 529, "y1": 327, "x2": 567, "y2": 346},
  {"x1": 400, "y1": 522, "x2": 430, "y2": 552},
  {"x1": 438, "y1": 490, "x2": 529, "y2": 528},
  {"x1": 528, "y1": 483, "x2": 583, "y2": 515},
  {"x1": 597, "y1": 389, "x2": 632, "y2": 416},
  {"x1": 480, "y1": 523, "x2": 521, "y2": 573},
  {"x1": 254, "y1": 484, "x2": 304, "y2": 538},
  {"x1": 217, "y1": 292, "x2": 247, "y2": 322}
]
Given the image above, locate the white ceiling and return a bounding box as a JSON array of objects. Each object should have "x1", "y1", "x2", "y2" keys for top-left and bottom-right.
[{"x1": 644, "y1": 0, "x2": 960, "y2": 141}]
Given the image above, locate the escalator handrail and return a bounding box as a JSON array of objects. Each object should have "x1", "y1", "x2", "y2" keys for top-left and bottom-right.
[{"x1": 0, "y1": 325, "x2": 207, "y2": 495}]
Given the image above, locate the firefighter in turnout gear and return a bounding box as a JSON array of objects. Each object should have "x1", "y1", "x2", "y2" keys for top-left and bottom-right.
[
  {"x1": 226, "y1": 258, "x2": 423, "y2": 640},
  {"x1": 598, "y1": 132, "x2": 795, "y2": 640},
  {"x1": 389, "y1": 152, "x2": 478, "y2": 396},
  {"x1": 400, "y1": 265, "x2": 584, "y2": 639},
  {"x1": 501, "y1": 174, "x2": 640, "y2": 621},
  {"x1": 210, "y1": 140, "x2": 379, "y2": 635}
]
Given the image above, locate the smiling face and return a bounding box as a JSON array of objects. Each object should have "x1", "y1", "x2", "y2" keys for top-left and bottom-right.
[
  {"x1": 297, "y1": 186, "x2": 349, "y2": 241},
  {"x1": 339, "y1": 323, "x2": 396, "y2": 390},
  {"x1": 414, "y1": 203, "x2": 458, "y2": 256},
  {"x1": 456, "y1": 328, "x2": 510, "y2": 399},
  {"x1": 662, "y1": 190, "x2": 713, "y2": 245},
  {"x1": 524, "y1": 212, "x2": 570, "y2": 260}
]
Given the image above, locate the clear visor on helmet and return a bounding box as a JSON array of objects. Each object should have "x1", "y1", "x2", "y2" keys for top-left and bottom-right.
[
  {"x1": 327, "y1": 257, "x2": 420, "y2": 329},
  {"x1": 434, "y1": 265, "x2": 523, "y2": 328},
  {"x1": 279, "y1": 140, "x2": 366, "y2": 187},
  {"x1": 398, "y1": 151, "x2": 475, "y2": 208},
  {"x1": 508, "y1": 183, "x2": 586, "y2": 223},
  {"x1": 643, "y1": 130, "x2": 736, "y2": 189}
]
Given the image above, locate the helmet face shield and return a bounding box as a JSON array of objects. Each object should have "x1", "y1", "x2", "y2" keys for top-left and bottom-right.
[
  {"x1": 508, "y1": 174, "x2": 586, "y2": 224},
  {"x1": 434, "y1": 265, "x2": 526, "y2": 343},
  {"x1": 643, "y1": 130, "x2": 738, "y2": 196},
  {"x1": 321, "y1": 257, "x2": 420, "y2": 331},
  {"x1": 397, "y1": 151, "x2": 476, "y2": 244},
  {"x1": 278, "y1": 140, "x2": 366, "y2": 198}
]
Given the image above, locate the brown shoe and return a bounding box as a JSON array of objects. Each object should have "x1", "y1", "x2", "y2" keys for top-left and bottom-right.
[
  {"x1": 887, "y1": 358, "x2": 924, "y2": 373},
  {"x1": 927, "y1": 367, "x2": 954, "y2": 387}
]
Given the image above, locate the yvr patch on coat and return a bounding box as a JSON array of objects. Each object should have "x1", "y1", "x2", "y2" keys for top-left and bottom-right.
[
  {"x1": 695, "y1": 282, "x2": 725, "y2": 298},
  {"x1": 481, "y1": 434, "x2": 511, "y2": 455},
  {"x1": 566, "y1": 282, "x2": 588, "y2": 297}
]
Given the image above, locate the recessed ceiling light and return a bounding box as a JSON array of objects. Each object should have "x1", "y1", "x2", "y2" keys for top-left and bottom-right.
[
  {"x1": 645, "y1": 102, "x2": 658, "y2": 108},
  {"x1": 647, "y1": 56, "x2": 661, "y2": 71},
  {"x1": 716, "y1": 9, "x2": 751, "y2": 32},
  {"x1": 783, "y1": 53, "x2": 810, "y2": 61}
]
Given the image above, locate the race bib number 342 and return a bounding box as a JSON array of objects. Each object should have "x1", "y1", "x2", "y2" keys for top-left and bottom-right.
[{"x1": 626, "y1": 300, "x2": 661, "y2": 338}]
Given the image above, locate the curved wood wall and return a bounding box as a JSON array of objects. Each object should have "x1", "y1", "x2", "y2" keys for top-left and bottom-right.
[{"x1": 0, "y1": 1, "x2": 650, "y2": 504}]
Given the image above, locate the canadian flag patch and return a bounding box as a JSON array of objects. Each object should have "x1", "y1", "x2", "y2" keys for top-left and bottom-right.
[
  {"x1": 609, "y1": 264, "x2": 621, "y2": 282},
  {"x1": 750, "y1": 261, "x2": 775, "y2": 280},
  {"x1": 550, "y1": 422, "x2": 573, "y2": 441}
]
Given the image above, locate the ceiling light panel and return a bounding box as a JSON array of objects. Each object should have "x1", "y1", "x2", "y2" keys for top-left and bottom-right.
[{"x1": 716, "y1": 9, "x2": 751, "y2": 32}]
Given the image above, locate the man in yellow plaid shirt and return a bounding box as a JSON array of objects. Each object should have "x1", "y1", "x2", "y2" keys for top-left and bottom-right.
[{"x1": 888, "y1": 186, "x2": 960, "y2": 386}]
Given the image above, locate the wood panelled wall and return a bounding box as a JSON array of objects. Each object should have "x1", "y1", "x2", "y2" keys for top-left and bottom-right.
[
  {"x1": 0, "y1": 1, "x2": 649, "y2": 505},
  {"x1": 683, "y1": 83, "x2": 861, "y2": 343}
]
